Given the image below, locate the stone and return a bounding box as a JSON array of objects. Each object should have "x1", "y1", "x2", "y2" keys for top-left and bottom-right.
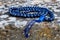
[
  {"x1": 8, "y1": 17, "x2": 16, "y2": 22},
  {"x1": 0, "y1": 15, "x2": 9, "y2": 18},
  {"x1": 15, "y1": 20, "x2": 27, "y2": 28},
  {"x1": 54, "y1": 9, "x2": 60, "y2": 12},
  {"x1": 54, "y1": 14, "x2": 57, "y2": 17},
  {"x1": 0, "y1": 22, "x2": 5, "y2": 29}
]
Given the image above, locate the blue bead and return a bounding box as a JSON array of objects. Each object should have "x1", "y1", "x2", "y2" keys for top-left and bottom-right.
[
  {"x1": 20, "y1": 14, "x2": 23, "y2": 16},
  {"x1": 24, "y1": 14, "x2": 26, "y2": 17}
]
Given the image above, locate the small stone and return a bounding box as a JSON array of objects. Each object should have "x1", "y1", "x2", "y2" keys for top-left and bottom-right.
[
  {"x1": 56, "y1": 34, "x2": 59, "y2": 37},
  {"x1": 47, "y1": 6, "x2": 53, "y2": 8},
  {"x1": 54, "y1": 14, "x2": 57, "y2": 17},
  {"x1": 54, "y1": 9, "x2": 60, "y2": 12},
  {"x1": 5, "y1": 25, "x2": 12, "y2": 30},
  {"x1": 44, "y1": 34, "x2": 47, "y2": 36},
  {"x1": 0, "y1": 24, "x2": 5, "y2": 29},
  {"x1": 6, "y1": 38, "x2": 10, "y2": 40},
  {"x1": 15, "y1": 20, "x2": 27, "y2": 28},
  {"x1": 8, "y1": 17, "x2": 16, "y2": 22},
  {"x1": 0, "y1": 23, "x2": 5, "y2": 29},
  {"x1": 30, "y1": 0, "x2": 43, "y2": 5},
  {"x1": 54, "y1": 37, "x2": 57, "y2": 39},
  {"x1": 0, "y1": 2, "x2": 3, "y2": 6},
  {"x1": 0, "y1": 15, "x2": 9, "y2": 18}
]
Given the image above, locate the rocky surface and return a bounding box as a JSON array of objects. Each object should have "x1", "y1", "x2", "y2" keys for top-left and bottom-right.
[{"x1": 0, "y1": 0, "x2": 60, "y2": 40}]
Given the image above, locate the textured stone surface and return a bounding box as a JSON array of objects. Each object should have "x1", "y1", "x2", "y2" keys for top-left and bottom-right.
[{"x1": 0, "y1": 0, "x2": 60, "y2": 40}]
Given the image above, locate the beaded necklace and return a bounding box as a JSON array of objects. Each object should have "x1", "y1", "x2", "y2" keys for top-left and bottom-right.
[{"x1": 9, "y1": 6, "x2": 54, "y2": 38}]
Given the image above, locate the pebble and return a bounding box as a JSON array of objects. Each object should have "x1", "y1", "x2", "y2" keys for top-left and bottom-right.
[
  {"x1": 15, "y1": 20, "x2": 27, "y2": 28},
  {"x1": 47, "y1": 6, "x2": 53, "y2": 8},
  {"x1": 38, "y1": 4, "x2": 42, "y2": 7},
  {"x1": 8, "y1": 17, "x2": 16, "y2": 22},
  {"x1": 54, "y1": 14, "x2": 57, "y2": 17},
  {"x1": 0, "y1": 20, "x2": 7, "y2": 29},
  {"x1": 0, "y1": 15, "x2": 9, "y2": 18},
  {"x1": 0, "y1": 24, "x2": 5, "y2": 29},
  {"x1": 56, "y1": 19, "x2": 60, "y2": 23},
  {"x1": 54, "y1": 9, "x2": 60, "y2": 12},
  {"x1": 30, "y1": 0, "x2": 43, "y2": 5},
  {"x1": 0, "y1": 20, "x2": 9, "y2": 27},
  {"x1": 0, "y1": 2, "x2": 3, "y2": 6},
  {"x1": 44, "y1": 0, "x2": 52, "y2": 2},
  {"x1": 56, "y1": 34, "x2": 59, "y2": 37},
  {"x1": 56, "y1": 0, "x2": 60, "y2": 1},
  {"x1": 55, "y1": 17, "x2": 60, "y2": 19},
  {"x1": 44, "y1": 34, "x2": 47, "y2": 36},
  {"x1": 0, "y1": 20, "x2": 7, "y2": 23},
  {"x1": 0, "y1": 5, "x2": 5, "y2": 8},
  {"x1": 57, "y1": 19, "x2": 60, "y2": 21},
  {"x1": 54, "y1": 37, "x2": 57, "y2": 39}
]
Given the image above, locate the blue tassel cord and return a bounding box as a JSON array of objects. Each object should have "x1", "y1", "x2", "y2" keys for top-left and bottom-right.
[{"x1": 9, "y1": 7, "x2": 55, "y2": 38}]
